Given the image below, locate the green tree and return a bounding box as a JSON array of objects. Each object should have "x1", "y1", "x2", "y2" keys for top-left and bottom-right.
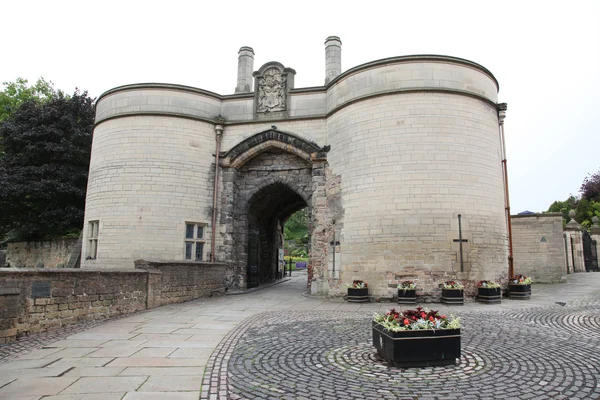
[
  {"x1": 284, "y1": 208, "x2": 309, "y2": 257},
  {"x1": 547, "y1": 195, "x2": 578, "y2": 223},
  {"x1": 0, "y1": 90, "x2": 95, "y2": 242},
  {"x1": 0, "y1": 77, "x2": 57, "y2": 123}
]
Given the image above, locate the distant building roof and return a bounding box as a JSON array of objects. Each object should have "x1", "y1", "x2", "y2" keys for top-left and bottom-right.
[{"x1": 518, "y1": 210, "x2": 536, "y2": 215}]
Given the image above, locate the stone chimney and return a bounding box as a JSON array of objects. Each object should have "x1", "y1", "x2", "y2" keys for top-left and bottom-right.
[
  {"x1": 324, "y1": 36, "x2": 342, "y2": 85},
  {"x1": 235, "y1": 46, "x2": 255, "y2": 93}
]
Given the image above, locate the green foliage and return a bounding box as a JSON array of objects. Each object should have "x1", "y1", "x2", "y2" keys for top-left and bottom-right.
[
  {"x1": 547, "y1": 184, "x2": 600, "y2": 230},
  {"x1": 284, "y1": 208, "x2": 309, "y2": 257},
  {"x1": 0, "y1": 78, "x2": 58, "y2": 123},
  {"x1": 0, "y1": 89, "x2": 95, "y2": 241},
  {"x1": 547, "y1": 196, "x2": 578, "y2": 226}
]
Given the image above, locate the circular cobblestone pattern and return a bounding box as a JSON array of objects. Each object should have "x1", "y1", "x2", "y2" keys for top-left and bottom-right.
[{"x1": 219, "y1": 299, "x2": 600, "y2": 399}]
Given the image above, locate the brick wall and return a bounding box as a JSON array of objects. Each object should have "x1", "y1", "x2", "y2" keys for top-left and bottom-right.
[
  {"x1": 0, "y1": 261, "x2": 226, "y2": 343},
  {"x1": 511, "y1": 213, "x2": 567, "y2": 283},
  {"x1": 6, "y1": 239, "x2": 78, "y2": 268}
]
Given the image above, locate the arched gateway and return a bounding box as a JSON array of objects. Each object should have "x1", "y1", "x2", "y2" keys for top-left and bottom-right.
[
  {"x1": 219, "y1": 129, "x2": 329, "y2": 290},
  {"x1": 82, "y1": 37, "x2": 510, "y2": 298}
]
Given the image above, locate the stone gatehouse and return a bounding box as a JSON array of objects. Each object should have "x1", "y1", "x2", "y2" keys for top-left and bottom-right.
[{"x1": 82, "y1": 36, "x2": 509, "y2": 297}]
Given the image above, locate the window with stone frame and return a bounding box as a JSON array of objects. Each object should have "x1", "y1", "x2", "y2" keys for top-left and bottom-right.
[
  {"x1": 185, "y1": 222, "x2": 206, "y2": 261},
  {"x1": 87, "y1": 220, "x2": 99, "y2": 260}
]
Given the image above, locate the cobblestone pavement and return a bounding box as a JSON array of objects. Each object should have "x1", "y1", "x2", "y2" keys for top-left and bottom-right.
[{"x1": 211, "y1": 288, "x2": 600, "y2": 399}]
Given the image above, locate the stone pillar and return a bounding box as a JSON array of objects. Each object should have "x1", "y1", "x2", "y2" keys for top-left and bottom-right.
[
  {"x1": 590, "y1": 216, "x2": 600, "y2": 270},
  {"x1": 235, "y1": 46, "x2": 255, "y2": 93},
  {"x1": 324, "y1": 36, "x2": 342, "y2": 85},
  {"x1": 564, "y1": 210, "x2": 585, "y2": 273}
]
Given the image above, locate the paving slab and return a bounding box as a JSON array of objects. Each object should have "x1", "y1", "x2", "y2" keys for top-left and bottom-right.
[
  {"x1": 64, "y1": 366, "x2": 126, "y2": 377},
  {"x1": 44, "y1": 394, "x2": 124, "y2": 400},
  {"x1": 118, "y1": 367, "x2": 205, "y2": 376},
  {"x1": 60, "y1": 376, "x2": 147, "y2": 394},
  {"x1": 1, "y1": 367, "x2": 73, "y2": 378},
  {"x1": 122, "y1": 392, "x2": 199, "y2": 400},
  {"x1": 107, "y1": 357, "x2": 207, "y2": 367},
  {"x1": 0, "y1": 396, "x2": 43, "y2": 400},
  {"x1": 0, "y1": 358, "x2": 58, "y2": 371},
  {"x1": 100, "y1": 339, "x2": 148, "y2": 348},
  {"x1": 46, "y1": 339, "x2": 108, "y2": 348},
  {"x1": 50, "y1": 357, "x2": 114, "y2": 368},
  {"x1": 0, "y1": 377, "x2": 78, "y2": 396},
  {"x1": 40, "y1": 347, "x2": 97, "y2": 358},
  {"x1": 15, "y1": 347, "x2": 63, "y2": 359},
  {"x1": 168, "y1": 348, "x2": 213, "y2": 358},
  {"x1": 136, "y1": 340, "x2": 214, "y2": 349},
  {"x1": 66, "y1": 332, "x2": 138, "y2": 340},
  {"x1": 0, "y1": 376, "x2": 17, "y2": 388},
  {"x1": 138, "y1": 375, "x2": 202, "y2": 391},
  {"x1": 131, "y1": 347, "x2": 177, "y2": 357},
  {"x1": 85, "y1": 346, "x2": 141, "y2": 358},
  {"x1": 129, "y1": 333, "x2": 192, "y2": 342}
]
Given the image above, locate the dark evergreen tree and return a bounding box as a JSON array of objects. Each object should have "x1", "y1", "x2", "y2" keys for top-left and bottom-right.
[{"x1": 0, "y1": 90, "x2": 95, "y2": 241}]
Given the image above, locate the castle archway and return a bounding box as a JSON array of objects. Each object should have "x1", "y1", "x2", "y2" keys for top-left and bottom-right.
[{"x1": 219, "y1": 129, "x2": 330, "y2": 290}]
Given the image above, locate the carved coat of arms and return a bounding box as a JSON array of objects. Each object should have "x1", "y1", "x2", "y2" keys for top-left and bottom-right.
[{"x1": 257, "y1": 68, "x2": 287, "y2": 113}]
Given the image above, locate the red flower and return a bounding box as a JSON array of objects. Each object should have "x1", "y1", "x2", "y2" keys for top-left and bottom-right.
[
  {"x1": 403, "y1": 319, "x2": 410, "y2": 325},
  {"x1": 421, "y1": 312, "x2": 426, "y2": 318},
  {"x1": 429, "y1": 316, "x2": 434, "y2": 322},
  {"x1": 441, "y1": 315, "x2": 446, "y2": 319}
]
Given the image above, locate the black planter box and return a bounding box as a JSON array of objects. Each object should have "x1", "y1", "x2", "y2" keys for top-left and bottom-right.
[
  {"x1": 509, "y1": 284, "x2": 531, "y2": 300},
  {"x1": 397, "y1": 289, "x2": 416, "y2": 304},
  {"x1": 477, "y1": 287, "x2": 502, "y2": 304},
  {"x1": 347, "y1": 287, "x2": 369, "y2": 303},
  {"x1": 441, "y1": 288, "x2": 464, "y2": 305},
  {"x1": 372, "y1": 322, "x2": 461, "y2": 368}
]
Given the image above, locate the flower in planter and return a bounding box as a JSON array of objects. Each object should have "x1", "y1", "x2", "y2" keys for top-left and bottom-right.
[
  {"x1": 397, "y1": 280, "x2": 416, "y2": 291},
  {"x1": 347, "y1": 280, "x2": 367, "y2": 289},
  {"x1": 442, "y1": 280, "x2": 464, "y2": 290},
  {"x1": 477, "y1": 280, "x2": 501, "y2": 288},
  {"x1": 374, "y1": 306, "x2": 460, "y2": 332},
  {"x1": 510, "y1": 274, "x2": 532, "y2": 285}
]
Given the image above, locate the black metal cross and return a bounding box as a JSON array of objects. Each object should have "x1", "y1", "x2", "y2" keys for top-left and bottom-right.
[{"x1": 453, "y1": 214, "x2": 468, "y2": 272}]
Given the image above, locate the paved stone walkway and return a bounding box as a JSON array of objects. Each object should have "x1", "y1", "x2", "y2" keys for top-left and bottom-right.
[{"x1": 0, "y1": 271, "x2": 599, "y2": 399}]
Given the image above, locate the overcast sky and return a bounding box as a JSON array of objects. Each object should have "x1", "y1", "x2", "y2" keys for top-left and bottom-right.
[{"x1": 2, "y1": 0, "x2": 598, "y2": 213}]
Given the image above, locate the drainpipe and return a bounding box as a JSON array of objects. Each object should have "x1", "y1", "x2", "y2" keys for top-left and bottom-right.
[
  {"x1": 498, "y1": 103, "x2": 514, "y2": 279},
  {"x1": 211, "y1": 118, "x2": 224, "y2": 263}
]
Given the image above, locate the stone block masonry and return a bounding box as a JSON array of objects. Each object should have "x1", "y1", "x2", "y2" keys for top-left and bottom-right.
[
  {"x1": 135, "y1": 260, "x2": 227, "y2": 308},
  {"x1": 6, "y1": 238, "x2": 78, "y2": 268},
  {"x1": 0, "y1": 261, "x2": 226, "y2": 343},
  {"x1": 511, "y1": 213, "x2": 567, "y2": 282}
]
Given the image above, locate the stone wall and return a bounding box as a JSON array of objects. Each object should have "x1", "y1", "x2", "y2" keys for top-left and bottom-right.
[
  {"x1": 511, "y1": 213, "x2": 567, "y2": 283},
  {"x1": 0, "y1": 250, "x2": 6, "y2": 267},
  {"x1": 134, "y1": 260, "x2": 227, "y2": 308},
  {"x1": 6, "y1": 239, "x2": 78, "y2": 268},
  {"x1": 0, "y1": 261, "x2": 226, "y2": 343}
]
